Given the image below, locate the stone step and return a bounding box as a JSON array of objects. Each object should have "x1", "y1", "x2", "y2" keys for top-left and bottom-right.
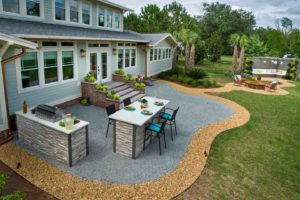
[
  {"x1": 131, "y1": 93, "x2": 146, "y2": 103},
  {"x1": 120, "y1": 91, "x2": 140, "y2": 102},
  {"x1": 106, "y1": 81, "x2": 126, "y2": 90},
  {"x1": 117, "y1": 88, "x2": 135, "y2": 96},
  {"x1": 111, "y1": 85, "x2": 129, "y2": 93}
]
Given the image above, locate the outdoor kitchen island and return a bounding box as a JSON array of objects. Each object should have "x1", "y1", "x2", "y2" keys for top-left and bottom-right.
[
  {"x1": 15, "y1": 107, "x2": 89, "y2": 167},
  {"x1": 109, "y1": 96, "x2": 170, "y2": 159}
]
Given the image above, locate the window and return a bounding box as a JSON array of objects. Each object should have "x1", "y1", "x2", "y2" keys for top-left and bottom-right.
[
  {"x1": 118, "y1": 49, "x2": 123, "y2": 69},
  {"x1": 162, "y1": 49, "x2": 166, "y2": 59},
  {"x1": 26, "y1": 0, "x2": 40, "y2": 17},
  {"x1": 42, "y1": 41, "x2": 57, "y2": 46},
  {"x1": 158, "y1": 49, "x2": 162, "y2": 60},
  {"x1": 154, "y1": 49, "x2": 158, "y2": 61},
  {"x1": 98, "y1": 7, "x2": 105, "y2": 26},
  {"x1": 55, "y1": 0, "x2": 65, "y2": 20},
  {"x1": 61, "y1": 42, "x2": 74, "y2": 46},
  {"x1": 62, "y1": 51, "x2": 74, "y2": 80},
  {"x1": 21, "y1": 52, "x2": 39, "y2": 88},
  {"x1": 114, "y1": 12, "x2": 120, "y2": 29},
  {"x1": 131, "y1": 49, "x2": 136, "y2": 67},
  {"x1": 107, "y1": 10, "x2": 113, "y2": 28},
  {"x1": 168, "y1": 48, "x2": 172, "y2": 58},
  {"x1": 100, "y1": 44, "x2": 109, "y2": 47},
  {"x1": 82, "y1": 2, "x2": 90, "y2": 25},
  {"x1": 125, "y1": 49, "x2": 130, "y2": 68},
  {"x1": 88, "y1": 43, "x2": 99, "y2": 47},
  {"x1": 70, "y1": 0, "x2": 79, "y2": 23},
  {"x1": 43, "y1": 51, "x2": 58, "y2": 84},
  {"x1": 150, "y1": 49, "x2": 154, "y2": 61},
  {"x1": 3, "y1": 0, "x2": 20, "y2": 14}
]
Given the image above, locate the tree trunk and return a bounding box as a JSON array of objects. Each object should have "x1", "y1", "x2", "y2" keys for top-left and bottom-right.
[
  {"x1": 185, "y1": 42, "x2": 190, "y2": 72},
  {"x1": 232, "y1": 45, "x2": 238, "y2": 73},
  {"x1": 239, "y1": 47, "x2": 245, "y2": 72},
  {"x1": 189, "y1": 43, "x2": 196, "y2": 70},
  {"x1": 172, "y1": 46, "x2": 178, "y2": 69}
]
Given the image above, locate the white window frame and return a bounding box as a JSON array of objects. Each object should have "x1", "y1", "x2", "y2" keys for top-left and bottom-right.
[
  {"x1": 16, "y1": 41, "x2": 78, "y2": 93},
  {"x1": 0, "y1": 0, "x2": 44, "y2": 19},
  {"x1": 97, "y1": 6, "x2": 106, "y2": 27},
  {"x1": 81, "y1": 1, "x2": 92, "y2": 25},
  {"x1": 42, "y1": 50, "x2": 59, "y2": 85},
  {"x1": 69, "y1": 0, "x2": 79, "y2": 23},
  {"x1": 116, "y1": 43, "x2": 137, "y2": 69},
  {"x1": 150, "y1": 47, "x2": 172, "y2": 62}
]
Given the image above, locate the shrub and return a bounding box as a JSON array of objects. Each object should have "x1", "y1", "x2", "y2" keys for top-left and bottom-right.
[
  {"x1": 84, "y1": 73, "x2": 96, "y2": 83},
  {"x1": 169, "y1": 74, "x2": 178, "y2": 82},
  {"x1": 107, "y1": 91, "x2": 120, "y2": 100},
  {"x1": 134, "y1": 82, "x2": 146, "y2": 88},
  {"x1": 286, "y1": 60, "x2": 298, "y2": 80},
  {"x1": 114, "y1": 69, "x2": 125, "y2": 75},
  {"x1": 125, "y1": 75, "x2": 136, "y2": 81},
  {"x1": 182, "y1": 77, "x2": 193, "y2": 85},
  {"x1": 203, "y1": 80, "x2": 212, "y2": 88},
  {"x1": 80, "y1": 97, "x2": 89, "y2": 105},
  {"x1": 189, "y1": 80, "x2": 199, "y2": 87},
  {"x1": 177, "y1": 75, "x2": 185, "y2": 83},
  {"x1": 0, "y1": 172, "x2": 5, "y2": 193},
  {"x1": 187, "y1": 68, "x2": 208, "y2": 79},
  {"x1": 0, "y1": 172, "x2": 25, "y2": 200},
  {"x1": 95, "y1": 84, "x2": 108, "y2": 93}
]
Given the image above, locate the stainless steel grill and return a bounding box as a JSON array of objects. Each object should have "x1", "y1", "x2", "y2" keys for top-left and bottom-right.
[{"x1": 34, "y1": 105, "x2": 64, "y2": 123}]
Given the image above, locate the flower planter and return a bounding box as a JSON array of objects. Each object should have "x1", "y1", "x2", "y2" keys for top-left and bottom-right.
[
  {"x1": 112, "y1": 74, "x2": 125, "y2": 82},
  {"x1": 81, "y1": 82, "x2": 97, "y2": 98},
  {"x1": 106, "y1": 98, "x2": 121, "y2": 109},
  {"x1": 136, "y1": 88, "x2": 145, "y2": 94},
  {"x1": 126, "y1": 81, "x2": 135, "y2": 88}
]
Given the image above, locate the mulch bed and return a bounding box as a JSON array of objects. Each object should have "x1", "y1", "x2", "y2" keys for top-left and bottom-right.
[{"x1": 0, "y1": 161, "x2": 58, "y2": 200}]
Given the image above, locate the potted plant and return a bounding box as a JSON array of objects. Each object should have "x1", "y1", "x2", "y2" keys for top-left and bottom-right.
[
  {"x1": 95, "y1": 83, "x2": 108, "y2": 93},
  {"x1": 107, "y1": 91, "x2": 120, "y2": 101},
  {"x1": 134, "y1": 82, "x2": 146, "y2": 94},
  {"x1": 113, "y1": 69, "x2": 126, "y2": 82},
  {"x1": 125, "y1": 75, "x2": 136, "y2": 87},
  {"x1": 84, "y1": 73, "x2": 97, "y2": 83},
  {"x1": 80, "y1": 97, "x2": 90, "y2": 106},
  {"x1": 257, "y1": 75, "x2": 262, "y2": 81}
]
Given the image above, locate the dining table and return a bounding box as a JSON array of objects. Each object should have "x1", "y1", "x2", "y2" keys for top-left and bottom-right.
[{"x1": 109, "y1": 96, "x2": 170, "y2": 159}]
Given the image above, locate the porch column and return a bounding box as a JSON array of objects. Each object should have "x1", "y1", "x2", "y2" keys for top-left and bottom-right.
[{"x1": 0, "y1": 58, "x2": 8, "y2": 132}]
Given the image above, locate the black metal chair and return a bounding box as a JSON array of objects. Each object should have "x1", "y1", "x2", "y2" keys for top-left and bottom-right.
[
  {"x1": 105, "y1": 104, "x2": 116, "y2": 138},
  {"x1": 123, "y1": 97, "x2": 131, "y2": 107},
  {"x1": 143, "y1": 118, "x2": 167, "y2": 155},
  {"x1": 160, "y1": 107, "x2": 179, "y2": 141}
]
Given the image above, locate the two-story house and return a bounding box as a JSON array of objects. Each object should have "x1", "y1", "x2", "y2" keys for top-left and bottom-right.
[{"x1": 0, "y1": 0, "x2": 177, "y2": 133}]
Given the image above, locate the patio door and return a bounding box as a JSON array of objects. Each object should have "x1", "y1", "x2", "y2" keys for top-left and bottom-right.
[{"x1": 88, "y1": 50, "x2": 111, "y2": 83}]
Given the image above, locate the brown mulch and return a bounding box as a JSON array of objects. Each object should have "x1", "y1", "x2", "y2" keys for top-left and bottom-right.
[{"x1": 0, "y1": 161, "x2": 58, "y2": 200}]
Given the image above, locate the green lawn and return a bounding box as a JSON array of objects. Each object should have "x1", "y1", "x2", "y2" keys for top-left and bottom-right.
[{"x1": 176, "y1": 62, "x2": 300, "y2": 199}]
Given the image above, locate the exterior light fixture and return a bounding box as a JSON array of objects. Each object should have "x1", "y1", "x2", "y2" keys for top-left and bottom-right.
[{"x1": 80, "y1": 49, "x2": 86, "y2": 57}]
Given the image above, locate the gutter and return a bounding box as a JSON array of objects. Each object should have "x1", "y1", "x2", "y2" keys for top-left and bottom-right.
[{"x1": 0, "y1": 49, "x2": 27, "y2": 144}]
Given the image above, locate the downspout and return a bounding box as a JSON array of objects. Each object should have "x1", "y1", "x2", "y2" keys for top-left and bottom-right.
[{"x1": 1, "y1": 48, "x2": 27, "y2": 144}]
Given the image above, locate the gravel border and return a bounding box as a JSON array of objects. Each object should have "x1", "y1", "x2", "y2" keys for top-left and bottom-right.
[{"x1": 0, "y1": 81, "x2": 250, "y2": 200}]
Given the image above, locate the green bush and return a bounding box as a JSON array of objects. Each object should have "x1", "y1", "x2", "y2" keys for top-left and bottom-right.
[
  {"x1": 182, "y1": 77, "x2": 193, "y2": 85},
  {"x1": 169, "y1": 74, "x2": 178, "y2": 82},
  {"x1": 80, "y1": 97, "x2": 89, "y2": 105},
  {"x1": 107, "y1": 91, "x2": 120, "y2": 100},
  {"x1": 84, "y1": 73, "x2": 96, "y2": 83},
  {"x1": 125, "y1": 75, "x2": 136, "y2": 81},
  {"x1": 187, "y1": 68, "x2": 208, "y2": 79},
  {"x1": 95, "y1": 84, "x2": 108, "y2": 93},
  {"x1": 0, "y1": 192, "x2": 25, "y2": 200},
  {"x1": 114, "y1": 69, "x2": 125, "y2": 75},
  {"x1": 286, "y1": 60, "x2": 298, "y2": 80},
  {"x1": 177, "y1": 75, "x2": 185, "y2": 83},
  {"x1": 134, "y1": 82, "x2": 146, "y2": 88},
  {"x1": 203, "y1": 80, "x2": 212, "y2": 88},
  {"x1": 189, "y1": 80, "x2": 199, "y2": 87}
]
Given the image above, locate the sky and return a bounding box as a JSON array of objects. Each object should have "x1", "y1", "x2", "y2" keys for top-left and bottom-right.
[{"x1": 112, "y1": 0, "x2": 300, "y2": 28}]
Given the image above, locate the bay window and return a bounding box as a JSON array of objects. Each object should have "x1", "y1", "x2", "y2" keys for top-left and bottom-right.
[
  {"x1": 70, "y1": 0, "x2": 79, "y2": 23},
  {"x1": 82, "y1": 2, "x2": 90, "y2": 25},
  {"x1": 26, "y1": 0, "x2": 40, "y2": 17},
  {"x1": 21, "y1": 52, "x2": 39, "y2": 88},
  {"x1": 62, "y1": 51, "x2": 74, "y2": 80},
  {"x1": 114, "y1": 12, "x2": 121, "y2": 29},
  {"x1": 107, "y1": 10, "x2": 113, "y2": 28},
  {"x1": 43, "y1": 51, "x2": 58, "y2": 84},
  {"x1": 3, "y1": 0, "x2": 20, "y2": 14},
  {"x1": 98, "y1": 7, "x2": 105, "y2": 27},
  {"x1": 55, "y1": 0, "x2": 65, "y2": 20}
]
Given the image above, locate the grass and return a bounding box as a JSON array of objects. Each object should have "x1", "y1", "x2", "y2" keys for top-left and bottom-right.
[{"x1": 176, "y1": 57, "x2": 300, "y2": 199}]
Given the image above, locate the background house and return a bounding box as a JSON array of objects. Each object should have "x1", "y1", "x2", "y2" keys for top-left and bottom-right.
[{"x1": 0, "y1": 0, "x2": 177, "y2": 133}]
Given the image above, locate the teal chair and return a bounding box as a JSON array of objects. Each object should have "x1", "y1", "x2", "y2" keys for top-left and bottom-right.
[
  {"x1": 160, "y1": 107, "x2": 179, "y2": 141},
  {"x1": 144, "y1": 119, "x2": 167, "y2": 155}
]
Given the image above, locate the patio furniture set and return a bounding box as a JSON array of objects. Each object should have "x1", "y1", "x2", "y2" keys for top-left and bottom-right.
[{"x1": 233, "y1": 74, "x2": 279, "y2": 91}]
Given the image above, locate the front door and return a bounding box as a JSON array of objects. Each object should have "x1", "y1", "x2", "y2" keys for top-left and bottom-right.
[{"x1": 88, "y1": 49, "x2": 111, "y2": 83}]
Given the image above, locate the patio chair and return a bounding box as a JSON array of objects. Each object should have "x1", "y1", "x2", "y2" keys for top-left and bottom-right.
[
  {"x1": 233, "y1": 74, "x2": 243, "y2": 86},
  {"x1": 105, "y1": 104, "x2": 116, "y2": 138},
  {"x1": 144, "y1": 118, "x2": 167, "y2": 155},
  {"x1": 265, "y1": 80, "x2": 278, "y2": 91},
  {"x1": 123, "y1": 97, "x2": 131, "y2": 107},
  {"x1": 160, "y1": 107, "x2": 180, "y2": 141}
]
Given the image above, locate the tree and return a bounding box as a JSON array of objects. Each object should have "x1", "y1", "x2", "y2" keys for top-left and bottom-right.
[
  {"x1": 244, "y1": 35, "x2": 267, "y2": 57},
  {"x1": 124, "y1": 13, "x2": 142, "y2": 32},
  {"x1": 199, "y1": 2, "x2": 256, "y2": 55},
  {"x1": 206, "y1": 32, "x2": 223, "y2": 62},
  {"x1": 289, "y1": 29, "x2": 300, "y2": 58},
  {"x1": 281, "y1": 17, "x2": 293, "y2": 35},
  {"x1": 239, "y1": 35, "x2": 248, "y2": 71},
  {"x1": 266, "y1": 29, "x2": 288, "y2": 57},
  {"x1": 229, "y1": 34, "x2": 240, "y2": 72},
  {"x1": 139, "y1": 5, "x2": 168, "y2": 33}
]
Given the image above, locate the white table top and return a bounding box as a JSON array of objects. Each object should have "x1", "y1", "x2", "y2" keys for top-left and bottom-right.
[
  {"x1": 16, "y1": 110, "x2": 89, "y2": 135},
  {"x1": 109, "y1": 96, "x2": 170, "y2": 126}
]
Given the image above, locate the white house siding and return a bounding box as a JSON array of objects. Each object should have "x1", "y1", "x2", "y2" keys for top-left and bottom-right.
[
  {"x1": 148, "y1": 40, "x2": 173, "y2": 76},
  {"x1": 0, "y1": 99, "x2": 3, "y2": 125}
]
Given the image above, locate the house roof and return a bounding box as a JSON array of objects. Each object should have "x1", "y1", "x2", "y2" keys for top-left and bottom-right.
[
  {"x1": 0, "y1": 18, "x2": 149, "y2": 43},
  {"x1": 97, "y1": 0, "x2": 133, "y2": 12},
  {"x1": 0, "y1": 32, "x2": 37, "y2": 50},
  {"x1": 140, "y1": 33, "x2": 178, "y2": 46}
]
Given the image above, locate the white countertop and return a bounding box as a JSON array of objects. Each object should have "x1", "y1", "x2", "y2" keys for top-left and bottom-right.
[
  {"x1": 109, "y1": 96, "x2": 170, "y2": 126},
  {"x1": 15, "y1": 110, "x2": 89, "y2": 135}
]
